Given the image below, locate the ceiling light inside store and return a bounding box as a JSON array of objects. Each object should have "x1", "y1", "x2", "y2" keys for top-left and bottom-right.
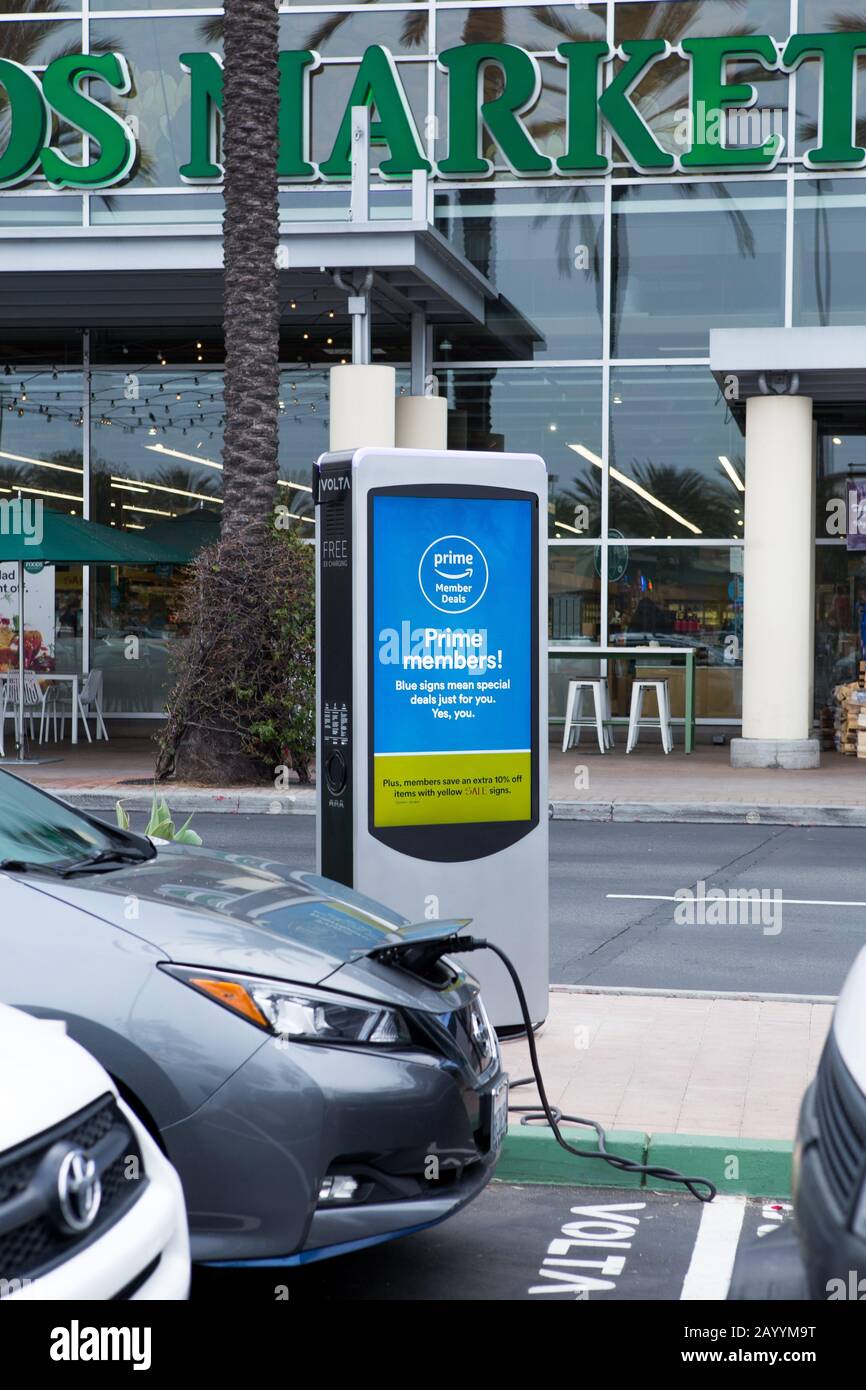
[
  {"x1": 147, "y1": 443, "x2": 222, "y2": 471},
  {"x1": 833, "y1": 437, "x2": 843, "y2": 446},
  {"x1": 112, "y1": 476, "x2": 222, "y2": 505},
  {"x1": 568, "y1": 443, "x2": 702, "y2": 536},
  {"x1": 718, "y1": 455, "x2": 745, "y2": 492},
  {"x1": 9, "y1": 483, "x2": 82, "y2": 503},
  {"x1": 0, "y1": 449, "x2": 82, "y2": 476}
]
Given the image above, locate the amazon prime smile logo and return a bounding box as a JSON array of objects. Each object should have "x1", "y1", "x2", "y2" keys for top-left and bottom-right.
[{"x1": 418, "y1": 534, "x2": 489, "y2": 614}]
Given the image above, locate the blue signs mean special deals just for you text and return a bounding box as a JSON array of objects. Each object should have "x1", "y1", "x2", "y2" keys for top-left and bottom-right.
[{"x1": 372, "y1": 492, "x2": 533, "y2": 828}]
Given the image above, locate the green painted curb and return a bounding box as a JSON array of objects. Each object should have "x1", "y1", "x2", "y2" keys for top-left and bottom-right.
[
  {"x1": 646, "y1": 1133, "x2": 794, "y2": 1198},
  {"x1": 495, "y1": 1124, "x2": 648, "y2": 1188},
  {"x1": 496, "y1": 1126, "x2": 794, "y2": 1197}
]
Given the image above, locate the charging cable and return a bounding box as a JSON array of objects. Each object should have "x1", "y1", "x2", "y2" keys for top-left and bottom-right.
[{"x1": 460, "y1": 937, "x2": 717, "y2": 1203}]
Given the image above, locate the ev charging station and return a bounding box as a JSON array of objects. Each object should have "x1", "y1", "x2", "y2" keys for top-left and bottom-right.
[{"x1": 315, "y1": 446, "x2": 548, "y2": 1030}]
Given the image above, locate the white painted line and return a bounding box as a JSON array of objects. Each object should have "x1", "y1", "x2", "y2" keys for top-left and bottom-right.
[
  {"x1": 608, "y1": 893, "x2": 866, "y2": 909},
  {"x1": 680, "y1": 1196, "x2": 747, "y2": 1302}
]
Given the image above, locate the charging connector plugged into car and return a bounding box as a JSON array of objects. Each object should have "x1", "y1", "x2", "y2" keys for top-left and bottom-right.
[{"x1": 371, "y1": 932, "x2": 717, "y2": 1204}]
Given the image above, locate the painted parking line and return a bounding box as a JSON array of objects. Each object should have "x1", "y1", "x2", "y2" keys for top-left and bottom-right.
[{"x1": 680, "y1": 1197, "x2": 746, "y2": 1301}]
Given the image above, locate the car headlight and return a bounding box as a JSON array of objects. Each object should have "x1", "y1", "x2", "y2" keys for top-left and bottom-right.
[{"x1": 161, "y1": 966, "x2": 411, "y2": 1045}]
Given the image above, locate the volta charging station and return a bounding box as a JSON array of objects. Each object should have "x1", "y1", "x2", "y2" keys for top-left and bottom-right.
[{"x1": 315, "y1": 446, "x2": 549, "y2": 1030}]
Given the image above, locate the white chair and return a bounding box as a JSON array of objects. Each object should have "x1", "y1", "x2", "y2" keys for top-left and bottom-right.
[
  {"x1": 626, "y1": 679, "x2": 673, "y2": 755},
  {"x1": 0, "y1": 673, "x2": 43, "y2": 754},
  {"x1": 562, "y1": 678, "x2": 614, "y2": 755},
  {"x1": 77, "y1": 669, "x2": 109, "y2": 742},
  {"x1": 46, "y1": 671, "x2": 109, "y2": 744}
]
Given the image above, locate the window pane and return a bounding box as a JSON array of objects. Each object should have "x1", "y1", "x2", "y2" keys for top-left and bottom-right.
[
  {"x1": 816, "y1": 432, "x2": 866, "y2": 540},
  {"x1": 0, "y1": 369, "x2": 84, "y2": 514},
  {"x1": 794, "y1": 180, "x2": 866, "y2": 328},
  {"x1": 815, "y1": 546, "x2": 866, "y2": 714},
  {"x1": 0, "y1": 195, "x2": 81, "y2": 227},
  {"x1": 434, "y1": 186, "x2": 603, "y2": 360},
  {"x1": 0, "y1": 16, "x2": 80, "y2": 64},
  {"x1": 608, "y1": 545, "x2": 744, "y2": 720},
  {"x1": 89, "y1": 18, "x2": 218, "y2": 189},
  {"x1": 440, "y1": 366, "x2": 603, "y2": 537},
  {"x1": 89, "y1": 368, "x2": 224, "y2": 528},
  {"x1": 612, "y1": 182, "x2": 786, "y2": 358},
  {"x1": 436, "y1": 6, "x2": 606, "y2": 52},
  {"x1": 549, "y1": 546, "x2": 601, "y2": 642},
  {"x1": 283, "y1": 10, "x2": 430, "y2": 56},
  {"x1": 609, "y1": 366, "x2": 747, "y2": 539}
]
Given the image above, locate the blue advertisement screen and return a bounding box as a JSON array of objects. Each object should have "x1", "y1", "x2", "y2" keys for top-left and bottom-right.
[{"x1": 371, "y1": 492, "x2": 533, "y2": 828}]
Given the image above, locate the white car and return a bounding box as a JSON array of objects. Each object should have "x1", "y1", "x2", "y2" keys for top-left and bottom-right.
[
  {"x1": 0, "y1": 1004, "x2": 189, "y2": 1300},
  {"x1": 794, "y1": 945, "x2": 866, "y2": 1299}
]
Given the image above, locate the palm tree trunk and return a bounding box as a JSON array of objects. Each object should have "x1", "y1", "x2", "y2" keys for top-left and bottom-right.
[{"x1": 221, "y1": 0, "x2": 281, "y2": 536}]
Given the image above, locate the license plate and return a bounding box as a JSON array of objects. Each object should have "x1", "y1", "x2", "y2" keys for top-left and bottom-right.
[{"x1": 490, "y1": 1078, "x2": 509, "y2": 1152}]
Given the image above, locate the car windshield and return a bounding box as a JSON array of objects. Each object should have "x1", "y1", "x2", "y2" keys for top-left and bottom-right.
[{"x1": 0, "y1": 770, "x2": 122, "y2": 869}]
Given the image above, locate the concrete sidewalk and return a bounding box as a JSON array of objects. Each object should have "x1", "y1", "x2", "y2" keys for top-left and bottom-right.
[
  {"x1": 500, "y1": 988, "x2": 832, "y2": 1142},
  {"x1": 10, "y1": 734, "x2": 866, "y2": 825}
]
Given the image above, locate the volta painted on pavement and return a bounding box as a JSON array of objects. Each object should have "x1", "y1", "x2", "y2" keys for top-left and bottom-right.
[{"x1": 193, "y1": 1185, "x2": 804, "y2": 1302}]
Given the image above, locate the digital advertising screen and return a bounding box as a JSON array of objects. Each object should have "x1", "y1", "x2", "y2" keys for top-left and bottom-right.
[{"x1": 370, "y1": 488, "x2": 536, "y2": 831}]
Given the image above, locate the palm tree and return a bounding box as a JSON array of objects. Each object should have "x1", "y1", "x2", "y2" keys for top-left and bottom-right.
[{"x1": 220, "y1": 0, "x2": 282, "y2": 538}]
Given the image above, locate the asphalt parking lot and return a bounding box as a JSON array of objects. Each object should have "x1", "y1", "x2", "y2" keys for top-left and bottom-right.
[{"x1": 192, "y1": 1183, "x2": 805, "y2": 1302}]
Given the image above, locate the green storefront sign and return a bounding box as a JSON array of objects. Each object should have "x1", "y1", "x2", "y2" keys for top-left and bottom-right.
[{"x1": 2, "y1": 33, "x2": 866, "y2": 191}]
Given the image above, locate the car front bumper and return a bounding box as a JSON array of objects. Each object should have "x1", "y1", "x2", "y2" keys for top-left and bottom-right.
[
  {"x1": 795, "y1": 1069, "x2": 866, "y2": 1301},
  {"x1": 160, "y1": 1032, "x2": 503, "y2": 1264},
  {"x1": 11, "y1": 1102, "x2": 190, "y2": 1301}
]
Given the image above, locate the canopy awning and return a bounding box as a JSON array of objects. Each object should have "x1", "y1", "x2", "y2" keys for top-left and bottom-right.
[{"x1": 0, "y1": 505, "x2": 182, "y2": 565}]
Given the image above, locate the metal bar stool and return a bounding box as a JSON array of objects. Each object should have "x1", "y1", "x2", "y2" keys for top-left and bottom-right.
[
  {"x1": 626, "y1": 679, "x2": 673, "y2": 755},
  {"x1": 562, "y1": 678, "x2": 614, "y2": 755}
]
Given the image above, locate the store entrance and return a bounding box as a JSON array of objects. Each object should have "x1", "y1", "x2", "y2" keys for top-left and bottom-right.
[{"x1": 815, "y1": 426, "x2": 866, "y2": 754}]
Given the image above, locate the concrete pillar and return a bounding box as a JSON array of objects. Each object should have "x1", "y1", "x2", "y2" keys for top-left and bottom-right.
[
  {"x1": 395, "y1": 394, "x2": 448, "y2": 450},
  {"x1": 731, "y1": 393, "x2": 819, "y2": 769},
  {"x1": 329, "y1": 365, "x2": 395, "y2": 452}
]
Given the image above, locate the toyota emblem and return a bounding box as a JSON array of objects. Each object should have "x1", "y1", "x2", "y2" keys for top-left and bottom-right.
[{"x1": 56, "y1": 1149, "x2": 102, "y2": 1234}]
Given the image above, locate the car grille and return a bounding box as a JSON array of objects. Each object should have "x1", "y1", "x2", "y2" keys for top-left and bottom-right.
[
  {"x1": 0, "y1": 1092, "x2": 147, "y2": 1290},
  {"x1": 433, "y1": 997, "x2": 499, "y2": 1077},
  {"x1": 814, "y1": 1033, "x2": 866, "y2": 1216}
]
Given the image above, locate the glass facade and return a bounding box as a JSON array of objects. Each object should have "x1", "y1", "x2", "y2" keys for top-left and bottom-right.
[{"x1": 1, "y1": 1, "x2": 864, "y2": 723}]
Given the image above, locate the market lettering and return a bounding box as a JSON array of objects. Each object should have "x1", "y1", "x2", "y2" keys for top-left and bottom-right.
[
  {"x1": 0, "y1": 52, "x2": 134, "y2": 189},
  {"x1": 3, "y1": 33, "x2": 866, "y2": 190}
]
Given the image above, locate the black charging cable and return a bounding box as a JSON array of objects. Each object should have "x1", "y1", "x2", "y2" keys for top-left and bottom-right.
[{"x1": 459, "y1": 936, "x2": 718, "y2": 1203}]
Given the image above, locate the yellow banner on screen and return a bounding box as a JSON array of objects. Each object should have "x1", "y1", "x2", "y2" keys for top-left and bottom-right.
[{"x1": 374, "y1": 750, "x2": 532, "y2": 827}]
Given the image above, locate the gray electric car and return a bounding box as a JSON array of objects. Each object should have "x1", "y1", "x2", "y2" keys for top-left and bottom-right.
[{"x1": 0, "y1": 770, "x2": 506, "y2": 1265}]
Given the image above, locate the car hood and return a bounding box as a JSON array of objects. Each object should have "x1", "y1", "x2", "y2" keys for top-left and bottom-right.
[{"x1": 22, "y1": 846, "x2": 477, "y2": 1012}]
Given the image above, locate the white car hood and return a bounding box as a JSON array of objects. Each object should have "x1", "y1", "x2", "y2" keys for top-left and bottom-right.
[
  {"x1": 833, "y1": 944, "x2": 866, "y2": 1091},
  {"x1": 0, "y1": 1003, "x2": 113, "y2": 1152}
]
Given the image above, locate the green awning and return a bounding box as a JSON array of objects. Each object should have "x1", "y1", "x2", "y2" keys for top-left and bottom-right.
[{"x1": 0, "y1": 504, "x2": 183, "y2": 565}]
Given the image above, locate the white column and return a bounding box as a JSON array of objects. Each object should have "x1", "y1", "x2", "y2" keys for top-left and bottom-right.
[
  {"x1": 395, "y1": 394, "x2": 448, "y2": 450},
  {"x1": 731, "y1": 393, "x2": 819, "y2": 769},
  {"x1": 329, "y1": 365, "x2": 395, "y2": 452}
]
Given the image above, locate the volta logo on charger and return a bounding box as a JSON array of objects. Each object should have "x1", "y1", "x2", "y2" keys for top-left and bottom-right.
[{"x1": 418, "y1": 534, "x2": 489, "y2": 613}]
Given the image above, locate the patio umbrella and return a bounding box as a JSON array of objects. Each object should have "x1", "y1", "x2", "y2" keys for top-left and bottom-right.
[{"x1": 0, "y1": 502, "x2": 181, "y2": 758}]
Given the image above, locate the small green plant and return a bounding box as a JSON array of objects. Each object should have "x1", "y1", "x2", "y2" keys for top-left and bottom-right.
[{"x1": 116, "y1": 791, "x2": 203, "y2": 846}]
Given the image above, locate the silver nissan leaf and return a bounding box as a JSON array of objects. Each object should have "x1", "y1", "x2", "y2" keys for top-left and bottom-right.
[{"x1": 0, "y1": 770, "x2": 507, "y2": 1266}]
